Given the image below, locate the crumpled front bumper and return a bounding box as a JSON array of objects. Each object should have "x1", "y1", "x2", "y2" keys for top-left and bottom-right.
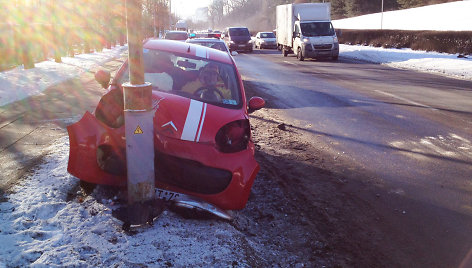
[
  {"x1": 67, "y1": 112, "x2": 260, "y2": 210},
  {"x1": 303, "y1": 42, "x2": 339, "y2": 58}
]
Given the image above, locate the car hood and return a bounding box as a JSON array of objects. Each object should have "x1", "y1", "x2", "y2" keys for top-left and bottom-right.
[
  {"x1": 230, "y1": 36, "x2": 251, "y2": 42},
  {"x1": 153, "y1": 91, "x2": 246, "y2": 143},
  {"x1": 306, "y1": 36, "x2": 335, "y2": 44}
]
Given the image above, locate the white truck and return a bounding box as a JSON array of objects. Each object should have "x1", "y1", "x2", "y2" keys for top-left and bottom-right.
[{"x1": 276, "y1": 3, "x2": 339, "y2": 61}]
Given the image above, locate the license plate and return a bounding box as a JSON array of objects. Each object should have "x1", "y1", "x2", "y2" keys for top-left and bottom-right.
[{"x1": 155, "y1": 188, "x2": 181, "y2": 201}]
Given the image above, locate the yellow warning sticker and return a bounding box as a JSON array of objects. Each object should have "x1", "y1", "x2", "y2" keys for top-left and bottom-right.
[{"x1": 134, "y1": 125, "x2": 143, "y2": 134}]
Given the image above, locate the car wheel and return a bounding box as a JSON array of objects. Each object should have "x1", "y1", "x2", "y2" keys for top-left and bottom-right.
[
  {"x1": 283, "y1": 48, "x2": 288, "y2": 57},
  {"x1": 332, "y1": 55, "x2": 339, "y2": 61},
  {"x1": 297, "y1": 48, "x2": 304, "y2": 61}
]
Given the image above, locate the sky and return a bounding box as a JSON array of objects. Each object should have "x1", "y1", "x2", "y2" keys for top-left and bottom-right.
[
  {"x1": 1, "y1": 1, "x2": 472, "y2": 267},
  {"x1": 171, "y1": 0, "x2": 212, "y2": 20}
]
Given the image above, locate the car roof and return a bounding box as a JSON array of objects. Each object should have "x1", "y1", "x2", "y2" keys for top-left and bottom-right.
[
  {"x1": 227, "y1": 27, "x2": 248, "y2": 30},
  {"x1": 165, "y1": 30, "x2": 188, "y2": 34},
  {"x1": 144, "y1": 39, "x2": 232, "y2": 64}
]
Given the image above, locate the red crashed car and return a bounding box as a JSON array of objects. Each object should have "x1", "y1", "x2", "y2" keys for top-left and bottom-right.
[{"x1": 67, "y1": 39, "x2": 265, "y2": 212}]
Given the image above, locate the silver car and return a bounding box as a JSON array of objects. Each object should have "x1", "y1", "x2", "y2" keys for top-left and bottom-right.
[{"x1": 254, "y1": 32, "x2": 277, "y2": 49}]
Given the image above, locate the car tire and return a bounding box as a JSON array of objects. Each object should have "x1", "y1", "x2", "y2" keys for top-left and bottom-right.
[
  {"x1": 332, "y1": 55, "x2": 339, "y2": 61},
  {"x1": 283, "y1": 48, "x2": 288, "y2": 57},
  {"x1": 297, "y1": 48, "x2": 304, "y2": 61}
]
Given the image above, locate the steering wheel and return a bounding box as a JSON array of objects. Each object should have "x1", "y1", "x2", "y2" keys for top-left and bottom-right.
[{"x1": 194, "y1": 86, "x2": 224, "y2": 101}]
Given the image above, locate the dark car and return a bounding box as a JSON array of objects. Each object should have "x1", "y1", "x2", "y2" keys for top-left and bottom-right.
[
  {"x1": 164, "y1": 30, "x2": 188, "y2": 41},
  {"x1": 223, "y1": 27, "x2": 253, "y2": 53}
]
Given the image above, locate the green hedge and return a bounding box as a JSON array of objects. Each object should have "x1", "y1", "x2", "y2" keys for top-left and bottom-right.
[{"x1": 337, "y1": 29, "x2": 472, "y2": 55}]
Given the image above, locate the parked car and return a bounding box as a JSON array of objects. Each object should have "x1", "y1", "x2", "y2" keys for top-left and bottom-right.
[
  {"x1": 186, "y1": 37, "x2": 230, "y2": 54},
  {"x1": 68, "y1": 39, "x2": 265, "y2": 214},
  {"x1": 254, "y1": 31, "x2": 277, "y2": 49},
  {"x1": 163, "y1": 30, "x2": 188, "y2": 41},
  {"x1": 223, "y1": 27, "x2": 253, "y2": 53}
]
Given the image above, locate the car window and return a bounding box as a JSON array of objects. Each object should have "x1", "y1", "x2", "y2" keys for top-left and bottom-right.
[
  {"x1": 261, "y1": 32, "x2": 275, "y2": 38},
  {"x1": 228, "y1": 28, "x2": 249, "y2": 37},
  {"x1": 189, "y1": 41, "x2": 227, "y2": 52},
  {"x1": 300, "y1": 22, "x2": 335, "y2": 37},
  {"x1": 117, "y1": 49, "x2": 241, "y2": 108}
]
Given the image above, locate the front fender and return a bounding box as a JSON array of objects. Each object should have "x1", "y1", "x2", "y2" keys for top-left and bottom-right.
[{"x1": 67, "y1": 111, "x2": 126, "y2": 186}]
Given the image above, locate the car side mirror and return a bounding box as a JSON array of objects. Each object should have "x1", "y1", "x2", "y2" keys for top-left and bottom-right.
[
  {"x1": 248, "y1": 96, "x2": 265, "y2": 113},
  {"x1": 95, "y1": 69, "x2": 111, "y2": 89}
]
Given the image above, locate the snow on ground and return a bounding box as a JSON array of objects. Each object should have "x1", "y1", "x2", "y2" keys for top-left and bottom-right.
[
  {"x1": 332, "y1": 0, "x2": 472, "y2": 31},
  {"x1": 0, "y1": 137, "x2": 253, "y2": 267},
  {"x1": 0, "y1": 45, "x2": 127, "y2": 107},
  {"x1": 340, "y1": 44, "x2": 472, "y2": 80}
]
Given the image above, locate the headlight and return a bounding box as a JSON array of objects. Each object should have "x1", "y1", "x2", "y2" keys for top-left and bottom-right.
[
  {"x1": 215, "y1": 120, "x2": 250, "y2": 153},
  {"x1": 260, "y1": 40, "x2": 265, "y2": 43},
  {"x1": 229, "y1": 41, "x2": 235, "y2": 44},
  {"x1": 334, "y1": 36, "x2": 338, "y2": 43},
  {"x1": 303, "y1": 38, "x2": 310, "y2": 43}
]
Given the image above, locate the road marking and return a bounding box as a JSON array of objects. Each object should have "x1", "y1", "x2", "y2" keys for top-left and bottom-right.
[
  {"x1": 374, "y1": 90, "x2": 437, "y2": 110},
  {"x1": 283, "y1": 61, "x2": 297, "y2": 65}
]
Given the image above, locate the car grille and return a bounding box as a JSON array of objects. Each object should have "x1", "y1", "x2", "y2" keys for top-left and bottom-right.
[
  {"x1": 314, "y1": 44, "x2": 332, "y2": 50},
  {"x1": 155, "y1": 151, "x2": 232, "y2": 195},
  {"x1": 96, "y1": 145, "x2": 233, "y2": 195},
  {"x1": 234, "y1": 40, "x2": 248, "y2": 44}
]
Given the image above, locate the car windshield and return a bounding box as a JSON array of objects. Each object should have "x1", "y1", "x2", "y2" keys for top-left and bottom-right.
[
  {"x1": 260, "y1": 33, "x2": 275, "y2": 38},
  {"x1": 165, "y1": 32, "x2": 188, "y2": 40},
  {"x1": 189, "y1": 41, "x2": 227, "y2": 52},
  {"x1": 300, "y1": 22, "x2": 335, "y2": 37},
  {"x1": 117, "y1": 49, "x2": 241, "y2": 107},
  {"x1": 229, "y1": 28, "x2": 249, "y2": 36}
]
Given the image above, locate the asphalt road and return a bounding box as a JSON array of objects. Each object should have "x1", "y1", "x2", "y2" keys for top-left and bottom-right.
[{"x1": 234, "y1": 49, "x2": 472, "y2": 267}]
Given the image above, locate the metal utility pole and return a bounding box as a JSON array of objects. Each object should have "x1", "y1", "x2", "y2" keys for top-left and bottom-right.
[
  {"x1": 381, "y1": 0, "x2": 384, "y2": 30},
  {"x1": 169, "y1": 0, "x2": 172, "y2": 29},
  {"x1": 52, "y1": 0, "x2": 61, "y2": 63},
  {"x1": 123, "y1": 0, "x2": 155, "y2": 205}
]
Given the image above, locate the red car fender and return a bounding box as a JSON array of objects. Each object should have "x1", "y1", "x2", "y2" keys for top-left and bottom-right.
[{"x1": 67, "y1": 111, "x2": 126, "y2": 186}]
